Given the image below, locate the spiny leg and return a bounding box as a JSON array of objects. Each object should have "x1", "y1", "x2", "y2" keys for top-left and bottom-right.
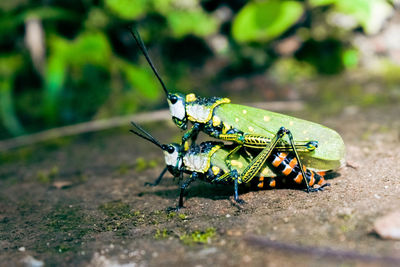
[
  {"x1": 219, "y1": 133, "x2": 318, "y2": 152},
  {"x1": 231, "y1": 169, "x2": 245, "y2": 204},
  {"x1": 286, "y1": 129, "x2": 311, "y2": 192},
  {"x1": 178, "y1": 172, "x2": 198, "y2": 208},
  {"x1": 224, "y1": 127, "x2": 288, "y2": 203},
  {"x1": 145, "y1": 167, "x2": 167, "y2": 186},
  {"x1": 178, "y1": 123, "x2": 201, "y2": 168},
  {"x1": 181, "y1": 123, "x2": 201, "y2": 150},
  {"x1": 239, "y1": 127, "x2": 287, "y2": 184}
]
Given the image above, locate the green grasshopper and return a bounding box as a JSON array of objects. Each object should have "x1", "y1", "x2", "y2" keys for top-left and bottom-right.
[
  {"x1": 130, "y1": 122, "x2": 329, "y2": 207},
  {"x1": 130, "y1": 29, "x2": 345, "y2": 192}
]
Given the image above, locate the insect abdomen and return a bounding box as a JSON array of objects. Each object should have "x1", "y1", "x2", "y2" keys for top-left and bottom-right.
[{"x1": 269, "y1": 152, "x2": 325, "y2": 186}]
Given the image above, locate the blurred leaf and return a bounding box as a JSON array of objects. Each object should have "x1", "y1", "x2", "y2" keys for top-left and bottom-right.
[
  {"x1": 151, "y1": 0, "x2": 175, "y2": 12},
  {"x1": 20, "y1": 6, "x2": 79, "y2": 21},
  {"x1": 45, "y1": 32, "x2": 112, "y2": 122},
  {"x1": 342, "y1": 49, "x2": 358, "y2": 69},
  {"x1": 269, "y1": 58, "x2": 316, "y2": 84},
  {"x1": 85, "y1": 7, "x2": 110, "y2": 29},
  {"x1": 0, "y1": 7, "x2": 78, "y2": 38},
  {"x1": 118, "y1": 59, "x2": 160, "y2": 99},
  {"x1": 105, "y1": 0, "x2": 147, "y2": 19},
  {"x1": 232, "y1": 1, "x2": 304, "y2": 42},
  {"x1": 0, "y1": 0, "x2": 28, "y2": 12},
  {"x1": 68, "y1": 32, "x2": 111, "y2": 67},
  {"x1": 310, "y1": 0, "x2": 392, "y2": 35},
  {"x1": 309, "y1": 0, "x2": 337, "y2": 6},
  {"x1": 0, "y1": 55, "x2": 24, "y2": 136},
  {"x1": 336, "y1": 0, "x2": 392, "y2": 35},
  {"x1": 167, "y1": 9, "x2": 218, "y2": 37},
  {"x1": 45, "y1": 36, "x2": 68, "y2": 122}
]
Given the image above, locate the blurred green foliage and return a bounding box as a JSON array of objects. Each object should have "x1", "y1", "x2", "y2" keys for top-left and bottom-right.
[
  {"x1": 0, "y1": 0, "x2": 395, "y2": 139},
  {"x1": 232, "y1": 1, "x2": 304, "y2": 42}
]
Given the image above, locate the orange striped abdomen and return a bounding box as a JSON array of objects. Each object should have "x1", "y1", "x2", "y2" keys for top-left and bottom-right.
[{"x1": 268, "y1": 152, "x2": 325, "y2": 187}]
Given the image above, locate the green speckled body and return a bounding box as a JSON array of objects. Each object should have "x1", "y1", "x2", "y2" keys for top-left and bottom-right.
[{"x1": 214, "y1": 104, "x2": 345, "y2": 171}]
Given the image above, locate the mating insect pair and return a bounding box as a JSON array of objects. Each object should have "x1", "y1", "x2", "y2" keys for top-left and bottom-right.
[
  {"x1": 130, "y1": 28, "x2": 345, "y2": 207},
  {"x1": 130, "y1": 122, "x2": 328, "y2": 208}
]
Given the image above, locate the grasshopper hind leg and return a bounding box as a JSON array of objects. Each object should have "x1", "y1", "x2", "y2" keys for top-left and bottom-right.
[{"x1": 232, "y1": 169, "x2": 245, "y2": 204}]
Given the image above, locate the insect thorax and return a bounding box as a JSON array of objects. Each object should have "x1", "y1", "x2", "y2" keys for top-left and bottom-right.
[
  {"x1": 183, "y1": 142, "x2": 222, "y2": 173},
  {"x1": 185, "y1": 95, "x2": 230, "y2": 123}
]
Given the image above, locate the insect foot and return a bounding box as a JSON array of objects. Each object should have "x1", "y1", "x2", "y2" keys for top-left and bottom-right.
[{"x1": 308, "y1": 183, "x2": 330, "y2": 192}]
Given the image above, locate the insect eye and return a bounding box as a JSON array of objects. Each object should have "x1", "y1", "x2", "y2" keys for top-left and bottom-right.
[
  {"x1": 169, "y1": 94, "x2": 178, "y2": 104},
  {"x1": 167, "y1": 146, "x2": 175, "y2": 154}
]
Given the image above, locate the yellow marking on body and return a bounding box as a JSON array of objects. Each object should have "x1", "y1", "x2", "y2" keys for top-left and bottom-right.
[
  {"x1": 282, "y1": 166, "x2": 292, "y2": 176},
  {"x1": 248, "y1": 126, "x2": 254, "y2": 132},
  {"x1": 263, "y1": 116, "x2": 270, "y2": 122},
  {"x1": 235, "y1": 118, "x2": 239, "y2": 122},
  {"x1": 192, "y1": 145, "x2": 221, "y2": 173},
  {"x1": 289, "y1": 121, "x2": 294, "y2": 126},
  {"x1": 222, "y1": 122, "x2": 231, "y2": 134},
  {"x1": 186, "y1": 93, "x2": 196, "y2": 102},
  {"x1": 294, "y1": 173, "x2": 303, "y2": 184},
  {"x1": 230, "y1": 160, "x2": 243, "y2": 168},
  {"x1": 184, "y1": 141, "x2": 189, "y2": 151},
  {"x1": 269, "y1": 179, "x2": 276, "y2": 188},
  {"x1": 212, "y1": 116, "x2": 221, "y2": 127},
  {"x1": 186, "y1": 98, "x2": 230, "y2": 123},
  {"x1": 242, "y1": 109, "x2": 247, "y2": 114},
  {"x1": 212, "y1": 166, "x2": 220, "y2": 175}
]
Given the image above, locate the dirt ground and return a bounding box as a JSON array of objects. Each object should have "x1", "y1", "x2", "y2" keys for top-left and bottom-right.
[{"x1": 1, "y1": 104, "x2": 400, "y2": 267}]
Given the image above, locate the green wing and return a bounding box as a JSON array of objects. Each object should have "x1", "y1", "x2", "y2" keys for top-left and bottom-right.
[{"x1": 214, "y1": 104, "x2": 345, "y2": 171}]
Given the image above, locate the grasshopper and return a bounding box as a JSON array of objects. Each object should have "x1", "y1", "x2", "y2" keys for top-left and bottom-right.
[
  {"x1": 130, "y1": 122, "x2": 328, "y2": 207},
  {"x1": 130, "y1": 29, "x2": 345, "y2": 192}
]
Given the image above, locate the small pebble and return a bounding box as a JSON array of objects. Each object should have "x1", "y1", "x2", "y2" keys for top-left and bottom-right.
[
  {"x1": 21, "y1": 255, "x2": 44, "y2": 267},
  {"x1": 18, "y1": 247, "x2": 26, "y2": 252},
  {"x1": 374, "y1": 211, "x2": 400, "y2": 240}
]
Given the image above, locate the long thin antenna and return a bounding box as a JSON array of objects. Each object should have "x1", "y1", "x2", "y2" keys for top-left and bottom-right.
[
  {"x1": 130, "y1": 27, "x2": 169, "y2": 96},
  {"x1": 130, "y1": 121, "x2": 163, "y2": 149}
]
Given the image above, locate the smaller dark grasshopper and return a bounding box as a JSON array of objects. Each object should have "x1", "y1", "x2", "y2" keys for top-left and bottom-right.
[{"x1": 130, "y1": 122, "x2": 328, "y2": 208}]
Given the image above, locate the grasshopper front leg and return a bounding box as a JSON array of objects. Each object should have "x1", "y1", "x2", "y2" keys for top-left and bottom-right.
[
  {"x1": 145, "y1": 167, "x2": 168, "y2": 186},
  {"x1": 181, "y1": 122, "x2": 201, "y2": 150},
  {"x1": 177, "y1": 172, "x2": 198, "y2": 208}
]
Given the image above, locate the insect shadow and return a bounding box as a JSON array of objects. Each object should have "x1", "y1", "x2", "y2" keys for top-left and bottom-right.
[
  {"x1": 138, "y1": 171, "x2": 341, "y2": 204},
  {"x1": 138, "y1": 181, "x2": 236, "y2": 201}
]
